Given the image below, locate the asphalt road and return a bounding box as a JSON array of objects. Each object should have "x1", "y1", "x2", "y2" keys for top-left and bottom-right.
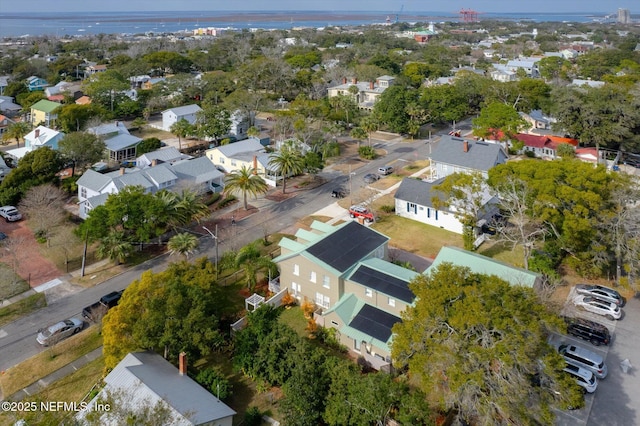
[{"x1": 0, "y1": 130, "x2": 441, "y2": 376}]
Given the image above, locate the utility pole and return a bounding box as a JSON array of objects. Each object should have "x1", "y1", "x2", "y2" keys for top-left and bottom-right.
[{"x1": 202, "y1": 225, "x2": 218, "y2": 279}]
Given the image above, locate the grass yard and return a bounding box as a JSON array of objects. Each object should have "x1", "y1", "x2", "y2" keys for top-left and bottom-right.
[
  {"x1": 130, "y1": 127, "x2": 174, "y2": 140},
  {"x1": 0, "y1": 293, "x2": 46, "y2": 327},
  {"x1": 372, "y1": 215, "x2": 463, "y2": 259},
  {"x1": 0, "y1": 264, "x2": 28, "y2": 299},
  {"x1": 0, "y1": 325, "x2": 103, "y2": 398}
]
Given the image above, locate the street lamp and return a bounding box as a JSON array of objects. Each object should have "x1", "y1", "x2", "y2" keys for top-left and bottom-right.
[
  {"x1": 349, "y1": 164, "x2": 356, "y2": 205},
  {"x1": 202, "y1": 225, "x2": 218, "y2": 278}
]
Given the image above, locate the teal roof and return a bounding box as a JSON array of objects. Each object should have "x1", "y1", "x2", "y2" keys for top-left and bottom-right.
[
  {"x1": 428, "y1": 246, "x2": 541, "y2": 288},
  {"x1": 358, "y1": 257, "x2": 420, "y2": 282}
]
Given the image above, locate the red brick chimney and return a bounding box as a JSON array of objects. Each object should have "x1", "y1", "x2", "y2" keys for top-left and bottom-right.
[
  {"x1": 342, "y1": 77, "x2": 347, "y2": 84},
  {"x1": 351, "y1": 77, "x2": 357, "y2": 84},
  {"x1": 35, "y1": 128, "x2": 40, "y2": 138},
  {"x1": 151, "y1": 159, "x2": 158, "y2": 167},
  {"x1": 463, "y1": 141, "x2": 469, "y2": 153},
  {"x1": 253, "y1": 155, "x2": 258, "y2": 174},
  {"x1": 119, "y1": 167, "x2": 125, "y2": 175},
  {"x1": 369, "y1": 81, "x2": 374, "y2": 90},
  {"x1": 179, "y1": 352, "x2": 187, "y2": 376}
]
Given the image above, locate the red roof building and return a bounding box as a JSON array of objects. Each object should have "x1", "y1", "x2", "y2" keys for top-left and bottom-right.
[{"x1": 514, "y1": 133, "x2": 577, "y2": 159}]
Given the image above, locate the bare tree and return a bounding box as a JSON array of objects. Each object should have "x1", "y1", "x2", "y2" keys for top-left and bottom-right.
[
  {"x1": 18, "y1": 184, "x2": 67, "y2": 242},
  {"x1": 491, "y1": 176, "x2": 549, "y2": 270}
]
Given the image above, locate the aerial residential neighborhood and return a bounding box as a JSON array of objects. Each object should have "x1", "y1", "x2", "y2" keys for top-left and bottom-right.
[{"x1": 0, "y1": 5, "x2": 640, "y2": 426}]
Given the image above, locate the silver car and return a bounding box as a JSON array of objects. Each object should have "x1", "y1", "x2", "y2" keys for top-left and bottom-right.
[
  {"x1": 573, "y1": 295, "x2": 622, "y2": 320},
  {"x1": 36, "y1": 318, "x2": 83, "y2": 346},
  {"x1": 559, "y1": 343, "x2": 607, "y2": 379},
  {"x1": 575, "y1": 284, "x2": 625, "y2": 307},
  {"x1": 563, "y1": 363, "x2": 597, "y2": 394}
]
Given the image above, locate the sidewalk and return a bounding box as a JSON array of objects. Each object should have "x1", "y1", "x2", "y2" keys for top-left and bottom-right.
[{"x1": 6, "y1": 346, "x2": 103, "y2": 402}]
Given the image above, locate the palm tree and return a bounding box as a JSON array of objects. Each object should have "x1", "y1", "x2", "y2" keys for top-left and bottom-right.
[
  {"x1": 3, "y1": 121, "x2": 31, "y2": 148},
  {"x1": 360, "y1": 115, "x2": 379, "y2": 147},
  {"x1": 96, "y1": 231, "x2": 133, "y2": 265},
  {"x1": 155, "y1": 189, "x2": 210, "y2": 230},
  {"x1": 167, "y1": 232, "x2": 199, "y2": 259},
  {"x1": 350, "y1": 127, "x2": 367, "y2": 148},
  {"x1": 170, "y1": 118, "x2": 194, "y2": 151},
  {"x1": 234, "y1": 242, "x2": 277, "y2": 292},
  {"x1": 224, "y1": 165, "x2": 269, "y2": 210},
  {"x1": 268, "y1": 147, "x2": 304, "y2": 194}
]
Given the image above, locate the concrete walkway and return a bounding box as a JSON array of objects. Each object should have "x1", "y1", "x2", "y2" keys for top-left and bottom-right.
[{"x1": 6, "y1": 347, "x2": 103, "y2": 402}]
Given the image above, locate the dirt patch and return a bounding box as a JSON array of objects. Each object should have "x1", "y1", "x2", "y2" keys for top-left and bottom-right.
[
  {"x1": 0, "y1": 220, "x2": 62, "y2": 288},
  {"x1": 266, "y1": 191, "x2": 297, "y2": 202}
]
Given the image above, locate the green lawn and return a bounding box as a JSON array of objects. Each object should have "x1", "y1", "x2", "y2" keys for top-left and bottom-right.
[
  {"x1": 0, "y1": 264, "x2": 28, "y2": 299},
  {"x1": 0, "y1": 293, "x2": 46, "y2": 327}
]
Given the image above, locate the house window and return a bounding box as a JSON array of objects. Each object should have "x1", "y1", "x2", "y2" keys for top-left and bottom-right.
[
  {"x1": 435, "y1": 210, "x2": 438, "y2": 220},
  {"x1": 427, "y1": 208, "x2": 430, "y2": 218},
  {"x1": 315, "y1": 292, "x2": 330, "y2": 309},
  {"x1": 408, "y1": 203, "x2": 417, "y2": 214},
  {"x1": 80, "y1": 187, "x2": 87, "y2": 198},
  {"x1": 322, "y1": 275, "x2": 330, "y2": 289},
  {"x1": 310, "y1": 271, "x2": 316, "y2": 283},
  {"x1": 220, "y1": 158, "x2": 224, "y2": 164},
  {"x1": 291, "y1": 282, "x2": 301, "y2": 296},
  {"x1": 231, "y1": 160, "x2": 237, "y2": 166},
  {"x1": 388, "y1": 298, "x2": 396, "y2": 307},
  {"x1": 293, "y1": 264, "x2": 299, "y2": 276},
  {"x1": 331, "y1": 320, "x2": 339, "y2": 327},
  {"x1": 354, "y1": 339, "x2": 361, "y2": 352},
  {"x1": 365, "y1": 288, "x2": 373, "y2": 298}
]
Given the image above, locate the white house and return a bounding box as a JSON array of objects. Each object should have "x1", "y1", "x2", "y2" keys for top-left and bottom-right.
[
  {"x1": 162, "y1": 104, "x2": 202, "y2": 131},
  {"x1": 6, "y1": 126, "x2": 65, "y2": 160},
  {"x1": 327, "y1": 75, "x2": 395, "y2": 110},
  {"x1": 206, "y1": 138, "x2": 277, "y2": 185},
  {"x1": 77, "y1": 352, "x2": 235, "y2": 426}
]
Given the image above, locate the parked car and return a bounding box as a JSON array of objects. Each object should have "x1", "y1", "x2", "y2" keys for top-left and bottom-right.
[
  {"x1": 575, "y1": 284, "x2": 625, "y2": 307},
  {"x1": 36, "y1": 317, "x2": 83, "y2": 346},
  {"x1": 563, "y1": 363, "x2": 598, "y2": 394},
  {"x1": 82, "y1": 290, "x2": 124, "y2": 322},
  {"x1": 378, "y1": 166, "x2": 394, "y2": 175},
  {"x1": 349, "y1": 205, "x2": 375, "y2": 223},
  {"x1": 363, "y1": 173, "x2": 380, "y2": 184},
  {"x1": 563, "y1": 316, "x2": 610, "y2": 346},
  {"x1": 331, "y1": 188, "x2": 346, "y2": 198},
  {"x1": 573, "y1": 295, "x2": 622, "y2": 320},
  {"x1": 0, "y1": 206, "x2": 22, "y2": 222},
  {"x1": 558, "y1": 343, "x2": 607, "y2": 379}
]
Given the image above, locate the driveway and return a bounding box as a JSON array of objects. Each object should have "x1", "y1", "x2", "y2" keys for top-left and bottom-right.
[{"x1": 555, "y1": 290, "x2": 639, "y2": 425}]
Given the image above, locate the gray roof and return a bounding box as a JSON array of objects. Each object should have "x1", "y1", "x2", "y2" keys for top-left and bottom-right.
[
  {"x1": 163, "y1": 104, "x2": 202, "y2": 116},
  {"x1": 171, "y1": 156, "x2": 223, "y2": 184},
  {"x1": 429, "y1": 135, "x2": 507, "y2": 172},
  {"x1": 77, "y1": 169, "x2": 113, "y2": 192},
  {"x1": 84, "y1": 192, "x2": 110, "y2": 209},
  {"x1": 88, "y1": 122, "x2": 129, "y2": 137},
  {"x1": 97, "y1": 352, "x2": 235, "y2": 424},
  {"x1": 394, "y1": 177, "x2": 448, "y2": 209},
  {"x1": 137, "y1": 147, "x2": 190, "y2": 165},
  {"x1": 216, "y1": 138, "x2": 265, "y2": 158},
  {"x1": 105, "y1": 134, "x2": 142, "y2": 152},
  {"x1": 142, "y1": 164, "x2": 179, "y2": 186},
  {"x1": 114, "y1": 171, "x2": 155, "y2": 191}
]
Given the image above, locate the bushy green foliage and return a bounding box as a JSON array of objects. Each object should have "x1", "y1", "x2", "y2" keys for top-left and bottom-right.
[
  {"x1": 358, "y1": 146, "x2": 377, "y2": 159},
  {"x1": 217, "y1": 194, "x2": 237, "y2": 209},
  {"x1": 194, "y1": 367, "x2": 232, "y2": 400},
  {"x1": 204, "y1": 192, "x2": 221, "y2": 206},
  {"x1": 136, "y1": 137, "x2": 162, "y2": 155},
  {"x1": 379, "y1": 204, "x2": 395, "y2": 213},
  {"x1": 244, "y1": 407, "x2": 263, "y2": 426}
]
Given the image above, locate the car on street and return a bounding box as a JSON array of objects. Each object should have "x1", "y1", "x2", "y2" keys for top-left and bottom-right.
[
  {"x1": 575, "y1": 284, "x2": 625, "y2": 307},
  {"x1": 363, "y1": 173, "x2": 380, "y2": 184},
  {"x1": 36, "y1": 317, "x2": 84, "y2": 346},
  {"x1": 573, "y1": 295, "x2": 622, "y2": 320},
  {"x1": 82, "y1": 290, "x2": 124, "y2": 322},
  {"x1": 559, "y1": 343, "x2": 608, "y2": 379},
  {"x1": 378, "y1": 166, "x2": 394, "y2": 175},
  {"x1": 349, "y1": 205, "x2": 375, "y2": 223},
  {"x1": 563, "y1": 316, "x2": 610, "y2": 346},
  {"x1": 331, "y1": 188, "x2": 346, "y2": 198},
  {"x1": 563, "y1": 363, "x2": 598, "y2": 393},
  {"x1": 0, "y1": 206, "x2": 22, "y2": 222}
]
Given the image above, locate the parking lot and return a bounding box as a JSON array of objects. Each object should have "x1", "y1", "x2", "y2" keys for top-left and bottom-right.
[{"x1": 554, "y1": 288, "x2": 639, "y2": 425}]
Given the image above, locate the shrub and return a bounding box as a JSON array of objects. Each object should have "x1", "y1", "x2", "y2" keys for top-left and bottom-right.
[
  {"x1": 217, "y1": 194, "x2": 237, "y2": 209},
  {"x1": 281, "y1": 292, "x2": 296, "y2": 307},
  {"x1": 379, "y1": 204, "x2": 395, "y2": 213},
  {"x1": 194, "y1": 367, "x2": 232, "y2": 400},
  {"x1": 301, "y1": 300, "x2": 315, "y2": 319},
  {"x1": 60, "y1": 175, "x2": 79, "y2": 194},
  {"x1": 524, "y1": 150, "x2": 536, "y2": 158},
  {"x1": 244, "y1": 406, "x2": 263, "y2": 426},
  {"x1": 358, "y1": 146, "x2": 377, "y2": 160},
  {"x1": 205, "y1": 192, "x2": 221, "y2": 206}
]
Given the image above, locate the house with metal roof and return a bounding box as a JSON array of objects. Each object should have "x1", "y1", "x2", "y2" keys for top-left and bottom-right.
[
  {"x1": 327, "y1": 75, "x2": 396, "y2": 110},
  {"x1": 6, "y1": 126, "x2": 65, "y2": 160},
  {"x1": 162, "y1": 104, "x2": 202, "y2": 131},
  {"x1": 274, "y1": 220, "x2": 419, "y2": 370},
  {"x1": 428, "y1": 246, "x2": 542, "y2": 289},
  {"x1": 206, "y1": 138, "x2": 277, "y2": 185},
  {"x1": 395, "y1": 177, "x2": 498, "y2": 235},
  {"x1": 26, "y1": 75, "x2": 48, "y2": 92},
  {"x1": 77, "y1": 156, "x2": 224, "y2": 219},
  {"x1": 30, "y1": 99, "x2": 61, "y2": 127},
  {"x1": 428, "y1": 135, "x2": 508, "y2": 180},
  {"x1": 137, "y1": 147, "x2": 192, "y2": 169},
  {"x1": 78, "y1": 351, "x2": 235, "y2": 425}
]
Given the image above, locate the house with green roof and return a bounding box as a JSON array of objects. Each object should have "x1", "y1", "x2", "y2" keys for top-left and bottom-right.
[
  {"x1": 30, "y1": 99, "x2": 61, "y2": 127},
  {"x1": 428, "y1": 246, "x2": 542, "y2": 288},
  {"x1": 274, "y1": 221, "x2": 419, "y2": 370}
]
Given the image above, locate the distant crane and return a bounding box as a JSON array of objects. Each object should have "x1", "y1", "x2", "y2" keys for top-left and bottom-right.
[{"x1": 395, "y1": 4, "x2": 404, "y2": 24}]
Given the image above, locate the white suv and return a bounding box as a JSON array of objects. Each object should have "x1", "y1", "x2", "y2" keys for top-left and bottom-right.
[
  {"x1": 0, "y1": 206, "x2": 22, "y2": 222},
  {"x1": 573, "y1": 295, "x2": 622, "y2": 320}
]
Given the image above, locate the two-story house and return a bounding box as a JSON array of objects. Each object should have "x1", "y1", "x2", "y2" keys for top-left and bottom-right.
[
  {"x1": 327, "y1": 75, "x2": 395, "y2": 110},
  {"x1": 206, "y1": 138, "x2": 277, "y2": 185},
  {"x1": 274, "y1": 220, "x2": 419, "y2": 370},
  {"x1": 162, "y1": 104, "x2": 202, "y2": 131},
  {"x1": 26, "y1": 75, "x2": 48, "y2": 92},
  {"x1": 30, "y1": 99, "x2": 61, "y2": 127},
  {"x1": 77, "y1": 156, "x2": 224, "y2": 219},
  {"x1": 515, "y1": 133, "x2": 578, "y2": 160},
  {"x1": 428, "y1": 135, "x2": 508, "y2": 181},
  {"x1": 87, "y1": 121, "x2": 141, "y2": 161}
]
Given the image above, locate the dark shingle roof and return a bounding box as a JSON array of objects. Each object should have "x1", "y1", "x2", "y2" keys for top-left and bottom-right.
[
  {"x1": 350, "y1": 265, "x2": 414, "y2": 303},
  {"x1": 394, "y1": 177, "x2": 446, "y2": 208},
  {"x1": 349, "y1": 304, "x2": 401, "y2": 342},
  {"x1": 306, "y1": 221, "x2": 388, "y2": 273},
  {"x1": 430, "y1": 135, "x2": 506, "y2": 172}
]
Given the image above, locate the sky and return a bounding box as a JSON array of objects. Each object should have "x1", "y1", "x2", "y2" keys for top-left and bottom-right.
[{"x1": 1, "y1": 0, "x2": 637, "y2": 14}]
